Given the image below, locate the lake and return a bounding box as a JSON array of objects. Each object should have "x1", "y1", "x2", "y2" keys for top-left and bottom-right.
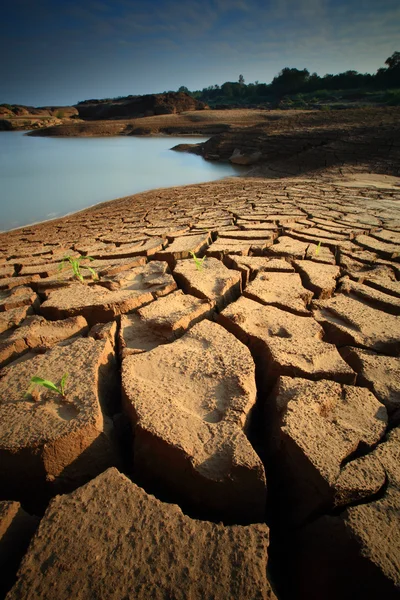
[{"x1": 0, "y1": 132, "x2": 243, "y2": 232}]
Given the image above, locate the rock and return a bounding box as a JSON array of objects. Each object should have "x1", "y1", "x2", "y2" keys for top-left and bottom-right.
[
  {"x1": 119, "y1": 290, "x2": 213, "y2": 356},
  {"x1": 340, "y1": 346, "x2": 400, "y2": 419},
  {"x1": 171, "y1": 142, "x2": 202, "y2": 153},
  {"x1": 269, "y1": 376, "x2": 387, "y2": 523},
  {"x1": 122, "y1": 320, "x2": 266, "y2": 523},
  {"x1": 0, "y1": 501, "x2": 38, "y2": 598},
  {"x1": 0, "y1": 119, "x2": 13, "y2": 132},
  {"x1": 218, "y1": 296, "x2": 355, "y2": 385},
  {"x1": 293, "y1": 260, "x2": 340, "y2": 299},
  {"x1": 173, "y1": 256, "x2": 241, "y2": 310},
  {"x1": 313, "y1": 294, "x2": 400, "y2": 355},
  {"x1": 0, "y1": 337, "x2": 120, "y2": 508},
  {"x1": 243, "y1": 271, "x2": 314, "y2": 315},
  {"x1": 0, "y1": 315, "x2": 88, "y2": 367},
  {"x1": 40, "y1": 262, "x2": 177, "y2": 326},
  {"x1": 229, "y1": 148, "x2": 262, "y2": 165},
  {"x1": 7, "y1": 468, "x2": 277, "y2": 600}
]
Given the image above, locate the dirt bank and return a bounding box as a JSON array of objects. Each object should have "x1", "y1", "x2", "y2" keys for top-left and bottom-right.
[{"x1": 25, "y1": 107, "x2": 400, "y2": 181}]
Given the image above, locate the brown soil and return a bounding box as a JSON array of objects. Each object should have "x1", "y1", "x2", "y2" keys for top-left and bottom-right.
[{"x1": 0, "y1": 154, "x2": 400, "y2": 598}]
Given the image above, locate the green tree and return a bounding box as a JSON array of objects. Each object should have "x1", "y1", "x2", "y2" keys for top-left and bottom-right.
[
  {"x1": 270, "y1": 67, "x2": 310, "y2": 96},
  {"x1": 221, "y1": 82, "x2": 234, "y2": 98},
  {"x1": 385, "y1": 52, "x2": 400, "y2": 70}
]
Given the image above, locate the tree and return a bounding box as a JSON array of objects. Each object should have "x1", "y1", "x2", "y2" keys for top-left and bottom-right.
[
  {"x1": 385, "y1": 51, "x2": 400, "y2": 70},
  {"x1": 238, "y1": 74, "x2": 245, "y2": 85},
  {"x1": 221, "y1": 82, "x2": 234, "y2": 97},
  {"x1": 376, "y1": 52, "x2": 400, "y2": 88},
  {"x1": 178, "y1": 86, "x2": 190, "y2": 93},
  {"x1": 270, "y1": 67, "x2": 310, "y2": 96},
  {"x1": 256, "y1": 83, "x2": 270, "y2": 97}
]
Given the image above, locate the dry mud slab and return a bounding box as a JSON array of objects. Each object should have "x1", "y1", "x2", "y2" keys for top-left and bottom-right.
[
  {"x1": 122, "y1": 320, "x2": 266, "y2": 523},
  {"x1": 7, "y1": 468, "x2": 277, "y2": 600},
  {"x1": 119, "y1": 289, "x2": 213, "y2": 356},
  {"x1": 0, "y1": 315, "x2": 88, "y2": 367},
  {"x1": 0, "y1": 335, "x2": 120, "y2": 507},
  {"x1": 40, "y1": 261, "x2": 177, "y2": 325},
  {"x1": 0, "y1": 176, "x2": 400, "y2": 598},
  {"x1": 269, "y1": 376, "x2": 387, "y2": 524},
  {"x1": 0, "y1": 502, "x2": 38, "y2": 598}
]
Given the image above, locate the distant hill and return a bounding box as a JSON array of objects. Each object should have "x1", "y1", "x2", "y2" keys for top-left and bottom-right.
[{"x1": 75, "y1": 92, "x2": 207, "y2": 119}]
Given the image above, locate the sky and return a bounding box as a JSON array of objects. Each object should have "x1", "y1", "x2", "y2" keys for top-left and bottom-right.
[{"x1": 1, "y1": 0, "x2": 399, "y2": 106}]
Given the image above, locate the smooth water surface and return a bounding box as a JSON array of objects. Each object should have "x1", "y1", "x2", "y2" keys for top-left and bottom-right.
[{"x1": 0, "y1": 132, "x2": 243, "y2": 231}]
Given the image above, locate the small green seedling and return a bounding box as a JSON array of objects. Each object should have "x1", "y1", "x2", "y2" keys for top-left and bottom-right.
[
  {"x1": 26, "y1": 373, "x2": 68, "y2": 399},
  {"x1": 189, "y1": 251, "x2": 206, "y2": 271},
  {"x1": 315, "y1": 241, "x2": 322, "y2": 256},
  {"x1": 58, "y1": 255, "x2": 98, "y2": 283}
]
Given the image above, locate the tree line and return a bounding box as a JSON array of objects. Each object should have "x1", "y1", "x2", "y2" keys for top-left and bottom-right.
[{"x1": 177, "y1": 52, "x2": 400, "y2": 106}]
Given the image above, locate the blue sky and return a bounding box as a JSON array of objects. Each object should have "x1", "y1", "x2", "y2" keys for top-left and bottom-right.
[{"x1": 1, "y1": 0, "x2": 399, "y2": 106}]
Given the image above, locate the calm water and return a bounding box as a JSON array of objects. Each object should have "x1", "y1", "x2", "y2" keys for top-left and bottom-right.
[{"x1": 0, "y1": 131, "x2": 242, "y2": 231}]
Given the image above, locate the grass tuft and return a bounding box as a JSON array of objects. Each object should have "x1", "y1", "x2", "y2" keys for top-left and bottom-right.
[
  {"x1": 26, "y1": 373, "x2": 69, "y2": 399},
  {"x1": 58, "y1": 255, "x2": 98, "y2": 283},
  {"x1": 189, "y1": 251, "x2": 206, "y2": 271}
]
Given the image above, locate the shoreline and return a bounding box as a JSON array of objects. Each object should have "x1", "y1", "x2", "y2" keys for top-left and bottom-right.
[
  {"x1": 0, "y1": 175, "x2": 240, "y2": 235},
  {"x1": 2, "y1": 104, "x2": 397, "y2": 233},
  {"x1": 2, "y1": 168, "x2": 400, "y2": 237},
  {"x1": 0, "y1": 131, "x2": 244, "y2": 234}
]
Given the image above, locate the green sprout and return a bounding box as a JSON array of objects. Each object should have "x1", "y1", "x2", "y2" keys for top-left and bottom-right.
[
  {"x1": 315, "y1": 241, "x2": 322, "y2": 256},
  {"x1": 189, "y1": 251, "x2": 206, "y2": 271},
  {"x1": 26, "y1": 373, "x2": 68, "y2": 399},
  {"x1": 58, "y1": 255, "x2": 98, "y2": 283}
]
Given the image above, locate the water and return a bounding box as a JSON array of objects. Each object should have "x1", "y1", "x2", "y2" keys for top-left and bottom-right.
[{"x1": 0, "y1": 132, "x2": 243, "y2": 231}]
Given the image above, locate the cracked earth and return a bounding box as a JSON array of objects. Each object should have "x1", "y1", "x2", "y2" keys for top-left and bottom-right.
[{"x1": 0, "y1": 176, "x2": 399, "y2": 599}]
